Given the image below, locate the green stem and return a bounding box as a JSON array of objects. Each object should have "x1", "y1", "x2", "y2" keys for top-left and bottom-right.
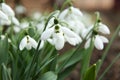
[{"x1": 60, "y1": 0, "x2": 72, "y2": 11}]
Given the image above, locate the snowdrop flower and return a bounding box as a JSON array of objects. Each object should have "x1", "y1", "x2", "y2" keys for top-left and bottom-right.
[
  {"x1": 41, "y1": 24, "x2": 82, "y2": 50},
  {"x1": 59, "y1": 6, "x2": 85, "y2": 35},
  {"x1": 19, "y1": 35, "x2": 38, "y2": 50},
  {"x1": 59, "y1": 6, "x2": 83, "y2": 20},
  {"x1": 84, "y1": 22, "x2": 110, "y2": 50}
]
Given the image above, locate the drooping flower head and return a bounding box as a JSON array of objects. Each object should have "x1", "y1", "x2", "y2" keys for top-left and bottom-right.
[
  {"x1": 41, "y1": 18, "x2": 82, "y2": 50},
  {"x1": 83, "y1": 22, "x2": 110, "y2": 50},
  {"x1": 19, "y1": 35, "x2": 38, "y2": 50}
]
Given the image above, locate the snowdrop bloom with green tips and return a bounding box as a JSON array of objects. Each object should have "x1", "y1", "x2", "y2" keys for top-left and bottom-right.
[
  {"x1": 19, "y1": 35, "x2": 38, "y2": 50},
  {"x1": 84, "y1": 22, "x2": 110, "y2": 50},
  {"x1": 41, "y1": 24, "x2": 82, "y2": 50}
]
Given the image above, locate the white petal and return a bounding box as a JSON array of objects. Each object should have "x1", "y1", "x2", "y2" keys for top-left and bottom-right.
[
  {"x1": 98, "y1": 23, "x2": 110, "y2": 34},
  {"x1": 26, "y1": 43, "x2": 32, "y2": 50},
  {"x1": 12, "y1": 17, "x2": 20, "y2": 25},
  {"x1": 1, "y1": 3, "x2": 15, "y2": 17},
  {"x1": 0, "y1": 19, "x2": 11, "y2": 25},
  {"x1": 14, "y1": 26, "x2": 21, "y2": 33},
  {"x1": 20, "y1": 22, "x2": 29, "y2": 29},
  {"x1": 39, "y1": 40, "x2": 44, "y2": 50},
  {"x1": 84, "y1": 38, "x2": 91, "y2": 49},
  {"x1": 61, "y1": 27, "x2": 77, "y2": 37},
  {"x1": 41, "y1": 28, "x2": 54, "y2": 40},
  {"x1": 47, "y1": 39, "x2": 54, "y2": 45},
  {"x1": 59, "y1": 8, "x2": 69, "y2": 19},
  {"x1": 94, "y1": 35, "x2": 104, "y2": 50},
  {"x1": 99, "y1": 35, "x2": 109, "y2": 43},
  {"x1": 71, "y1": 6, "x2": 83, "y2": 16},
  {"x1": 0, "y1": 10, "x2": 9, "y2": 20},
  {"x1": 53, "y1": 33, "x2": 65, "y2": 50},
  {"x1": 65, "y1": 35, "x2": 76, "y2": 46},
  {"x1": 29, "y1": 37, "x2": 38, "y2": 49},
  {"x1": 19, "y1": 36, "x2": 27, "y2": 50}
]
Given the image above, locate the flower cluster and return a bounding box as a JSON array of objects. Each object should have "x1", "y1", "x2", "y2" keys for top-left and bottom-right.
[
  {"x1": 18, "y1": 6, "x2": 110, "y2": 51},
  {"x1": 0, "y1": 1, "x2": 110, "y2": 51}
]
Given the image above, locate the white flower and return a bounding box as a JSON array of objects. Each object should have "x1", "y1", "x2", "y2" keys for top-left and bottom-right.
[
  {"x1": 19, "y1": 35, "x2": 38, "y2": 50},
  {"x1": 59, "y1": 6, "x2": 85, "y2": 35},
  {"x1": 12, "y1": 17, "x2": 20, "y2": 25},
  {"x1": 15, "y1": 5, "x2": 26, "y2": 14},
  {"x1": 0, "y1": 10, "x2": 11, "y2": 25},
  {"x1": 85, "y1": 35, "x2": 108, "y2": 50},
  {"x1": 14, "y1": 21, "x2": 29, "y2": 33},
  {"x1": 1, "y1": 3, "x2": 15, "y2": 17},
  {"x1": 59, "y1": 6, "x2": 82, "y2": 20},
  {"x1": 83, "y1": 22, "x2": 110, "y2": 50},
  {"x1": 0, "y1": 10, "x2": 9, "y2": 21},
  {"x1": 41, "y1": 24, "x2": 82, "y2": 50},
  {"x1": 1, "y1": 3, "x2": 20, "y2": 25}
]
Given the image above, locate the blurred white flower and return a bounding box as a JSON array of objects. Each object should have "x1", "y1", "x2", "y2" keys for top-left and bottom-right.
[
  {"x1": 41, "y1": 24, "x2": 82, "y2": 50},
  {"x1": 59, "y1": 6, "x2": 83, "y2": 20},
  {"x1": 0, "y1": 10, "x2": 11, "y2": 25},
  {"x1": 1, "y1": 3, "x2": 15, "y2": 17},
  {"x1": 59, "y1": 6, "x2": 85, "y2": 35},
  {"x1": 15, "y1": 5, "x2": 26, "y2": 14},
  {"x1": 14, "y1": 21, "x2": 29, "y2": 33},
  {"x1": 32, "y1": 12, "x2": 42, "y2": 20},
  {"x1": 0, "y1": 10, "x2": 9, "y2": 21},
  {"x1": 1, "y1": 3, "x2": 20, "y2": 25},
  {"x1": 19, "y1": 35, "x2": 38, "y2": 50}
]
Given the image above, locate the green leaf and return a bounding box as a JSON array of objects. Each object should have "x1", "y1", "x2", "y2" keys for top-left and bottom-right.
[
  {"x1": 0, "y1": 35, "x2": 9, "y2": 64},
  {"x1": 28, "y1": 27, "x2": 35, "y2": 37},
  {"x1": 80, "y1": 38, "x2": 94, "y2": 79},
  {"x1": 38, "y1": 71, "x2": 57, "y2": 80},
  {"x1": 58, "y1": 63, "x2": 77, "y2": 80},
  {"x1": 56, "y1": 47, "x2": 84, "y2": 73},
  {"x1": 83, "y1": 64, "x2": 96, "y2": 80},
  {"x1": 96, "y1": 59, "x2": 101, "y2": 73},
  {"x1": 2, "y1": 63, "x2": 12, "y2": 80}
]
